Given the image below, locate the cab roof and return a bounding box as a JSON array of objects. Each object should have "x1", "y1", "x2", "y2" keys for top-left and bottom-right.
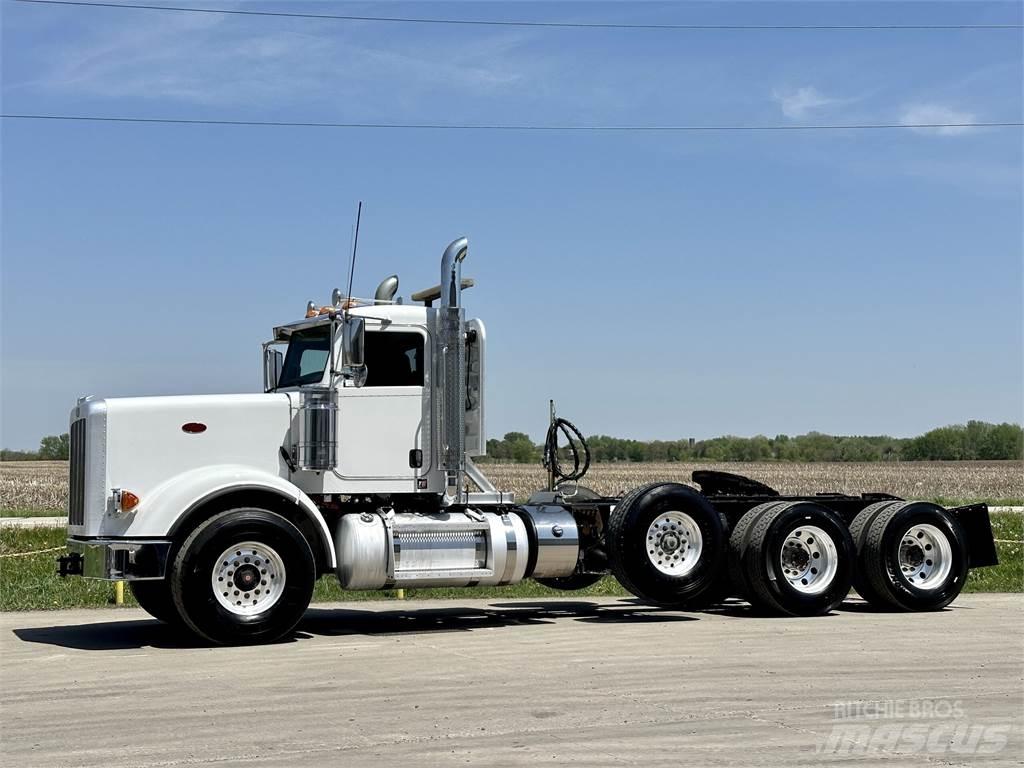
[{"x1": 272, "y1": 303, "x2": 431, "y2": 340}]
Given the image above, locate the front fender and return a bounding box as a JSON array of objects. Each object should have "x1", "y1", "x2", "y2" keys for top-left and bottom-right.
[{"x1": 117, "y1": 464, "x2": 336, "y2": 568}]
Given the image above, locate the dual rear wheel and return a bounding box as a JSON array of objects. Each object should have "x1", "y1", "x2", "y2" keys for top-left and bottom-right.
[
  {"x1": 849, "y1": 500, "x2": 968, "y2": 611},
  {"x1": 727, "y1": 501, "x2": 854, "y2": 616}
]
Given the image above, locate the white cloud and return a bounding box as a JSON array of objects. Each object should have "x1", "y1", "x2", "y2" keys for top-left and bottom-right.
[
  {"x1": 772, "y1": 86, "x2": 837, "y2": 120},
  {"x1": 29, "y1": 13, "x2": 532, "y2": 111},
  {"x1": 898, "y1": 104, "x2": 978, "y2": 136}
]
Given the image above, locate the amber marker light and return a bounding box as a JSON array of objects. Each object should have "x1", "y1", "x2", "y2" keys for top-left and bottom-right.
[{"x1": 115, "y1": 489, "x2": 140, "y2": 513}]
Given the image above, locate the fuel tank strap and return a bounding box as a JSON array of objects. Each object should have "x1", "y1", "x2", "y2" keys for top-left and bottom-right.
[{"x1": 499, "y1": 514, "x2": 519, "y2": 584}]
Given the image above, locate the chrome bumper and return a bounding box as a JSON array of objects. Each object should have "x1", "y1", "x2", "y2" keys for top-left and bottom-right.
[{"x1": 60, "y1": 538, "x2": 172, "y2": 581}]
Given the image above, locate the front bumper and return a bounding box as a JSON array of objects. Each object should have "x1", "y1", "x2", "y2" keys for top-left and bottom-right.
[{"x1": 58, "y1": 538, "x2": 172, "y2": 581}]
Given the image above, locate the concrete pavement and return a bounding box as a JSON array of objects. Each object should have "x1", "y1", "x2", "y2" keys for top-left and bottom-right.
[{"x1": 1, "y1": 594, "x2": 1021, "y2": 767}]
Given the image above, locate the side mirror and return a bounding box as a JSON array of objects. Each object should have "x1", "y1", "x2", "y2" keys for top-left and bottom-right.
[
  {"x1": 263, "y1": 348, "x2": 283, "y2": 392},
  {"x1": 341, "y1": 317, "x2": 367, "y2": 387}
]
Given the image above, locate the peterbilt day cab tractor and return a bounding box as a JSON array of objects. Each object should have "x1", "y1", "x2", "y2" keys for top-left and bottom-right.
[{"x1": 59, "y1": 237, "x2": 999, "y2": 644}]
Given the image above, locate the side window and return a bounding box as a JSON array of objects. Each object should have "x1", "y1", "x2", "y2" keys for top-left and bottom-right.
[{"x1": 364, "y1": 331, "x2": 424, "y2": 387}]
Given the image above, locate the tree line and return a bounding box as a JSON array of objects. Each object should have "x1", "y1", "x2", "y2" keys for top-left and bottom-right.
[
  {"x1": 1, "y1": 434, "x2": 70, "y2": 461},
  {"x1": 3, "y1": 420, "x2": 1020, "y2": 463},
  {"x1": 483, "y1": 421, "x2": 1023, "y2": 463}
]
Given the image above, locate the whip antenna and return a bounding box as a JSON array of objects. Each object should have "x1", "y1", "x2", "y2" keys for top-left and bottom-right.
[{"x1": 345, "y1": 200, "x2": 362, "y2": 311}]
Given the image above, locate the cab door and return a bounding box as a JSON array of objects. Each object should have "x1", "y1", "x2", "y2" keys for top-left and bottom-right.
[{"x1": 335, "y1": 327, "x2": 429, "y2": 481}]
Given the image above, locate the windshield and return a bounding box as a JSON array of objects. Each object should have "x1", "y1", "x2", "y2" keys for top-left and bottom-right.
[{"x1": 277, "y1": 327, "x2": 330, "y2": 388}]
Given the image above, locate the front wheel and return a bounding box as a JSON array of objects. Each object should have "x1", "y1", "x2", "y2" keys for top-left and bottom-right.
[{"x1": 170, "y1": 508, "x2": 316, "y2": 645}]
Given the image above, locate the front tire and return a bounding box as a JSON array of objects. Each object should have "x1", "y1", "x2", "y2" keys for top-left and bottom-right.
[
  {"x1": 607, "y1": 483, "x2": 726, "y2": 607},
  {"x1": 170, "y1": 508, "x2": 316, "y2": 645}
]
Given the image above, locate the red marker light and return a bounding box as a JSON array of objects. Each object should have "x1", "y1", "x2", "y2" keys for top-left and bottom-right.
[{"x1": 182, "y1": 422, "x2": 207, "y2": 434}]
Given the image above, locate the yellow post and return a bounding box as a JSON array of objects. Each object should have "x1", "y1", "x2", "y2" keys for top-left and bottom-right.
[
  {"x1": 396, "y1": 588, "x2": 406, "y2": 600},
  {"x1": 114, "y1": 580, "x2": 125, "y2": 606}
]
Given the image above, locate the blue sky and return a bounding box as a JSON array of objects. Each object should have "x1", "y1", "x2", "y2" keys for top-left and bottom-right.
[{"x1": 2, "y1": 1, "x2": 1022, "y2": 449}]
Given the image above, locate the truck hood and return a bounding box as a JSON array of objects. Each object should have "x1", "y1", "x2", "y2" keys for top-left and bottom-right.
[{"x1": 69, "y1": 393, "x2": 293, "y2": 535}]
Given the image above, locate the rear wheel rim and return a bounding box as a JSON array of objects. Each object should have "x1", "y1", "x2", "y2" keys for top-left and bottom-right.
[
  {"x1": 645, "y1": 511, "x2": 703, "y2": 576},
  {"x1": 779, "y1": 525, "x2": 838, "y2": 595},
  {"x1": 898, "y1": 524, "x2": 952, "y2": 590},
  {"x1": 211, "y1": 541, "x2": 287, "y2": 616}
]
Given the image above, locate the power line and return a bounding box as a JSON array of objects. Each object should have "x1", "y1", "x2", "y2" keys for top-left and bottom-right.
[
  {"x1": 12, "y1": 0, "x2": 1024, "y2": 30},
  {"x1": 3, "y1": 114, "x2": 1022, "y2": 132}
]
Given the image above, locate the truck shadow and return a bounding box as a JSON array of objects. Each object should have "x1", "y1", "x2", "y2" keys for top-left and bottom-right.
[
  {"x1": 833, "y1": 599, "x2": 954, "y2": 614},
  {"x1": 11, "y1": 599, "x2": 697, "y2": 652},
  {"x1": 703, "y1": 597, "x2": 952, "y2": 618},
  {"x1": 299, "y1": 599, "x2": 696, "y2": 638},
  {"x1": 11, "y1": 619, "x2": 203, "y2": 651}
]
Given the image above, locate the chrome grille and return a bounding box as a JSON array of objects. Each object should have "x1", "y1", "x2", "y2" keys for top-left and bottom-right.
[{"x1": 69, "y1": 418, "x2": 86, "y2": 525}]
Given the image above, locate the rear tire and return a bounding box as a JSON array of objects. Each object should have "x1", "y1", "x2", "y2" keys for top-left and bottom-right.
[
  {"x1": 731, "y1": 501, "x2": 854, "y2": 616},
  {"x1": 727, "y1": 502, "x2": 788, "y2": 601},
  {"x1": 607, "y1": 483, "x2": 726, "y2": 607},
  {"x1": 861, "y1": 502, "x2": 968, "y2": 611},
  {"x1": 848, "y1": 501, "x2": 901, "y2": 606},
  {"x1": 170, "y1": 508, "x2": 316, "y2": 645},
  {"x1": 129, "y1": 580, "x2": 182, "y2": 625}
]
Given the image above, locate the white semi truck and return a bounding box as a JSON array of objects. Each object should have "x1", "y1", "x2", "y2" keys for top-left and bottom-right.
[{"x1": 59, "y1": 237, "x2": 999, "y2": 644}]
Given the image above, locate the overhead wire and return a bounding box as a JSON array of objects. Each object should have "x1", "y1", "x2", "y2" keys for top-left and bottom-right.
[
  {"x1": 11, "y1": 0, "x2": 1024, "y2": 30},
  {"x1": 6, "y1": 1, "x2": 1020, "y2": 135},
  {"x1": 2, "y1": 114, "x2": 1021, "y2": 132}
]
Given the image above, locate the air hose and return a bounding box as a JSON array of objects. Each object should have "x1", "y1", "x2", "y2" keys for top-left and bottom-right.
[{"x1": 543, "y1": 416, "x2": 591, "y2": 485}]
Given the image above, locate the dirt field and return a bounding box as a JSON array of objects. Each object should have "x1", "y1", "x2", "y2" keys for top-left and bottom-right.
[
  {"x1": 2, "y1": 459, "x2": 1021, "y2": 512},
  {"x1": 0, "y1": 461, "x2": 67, "y2": 511},
  {"x1": 485, "y1": 461, "x2": 1024, "y2": 503}
]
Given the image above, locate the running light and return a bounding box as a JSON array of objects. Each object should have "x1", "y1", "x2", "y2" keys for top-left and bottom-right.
[{"x1": 114, "y1": 489, "x2": 140, "y2": 513}]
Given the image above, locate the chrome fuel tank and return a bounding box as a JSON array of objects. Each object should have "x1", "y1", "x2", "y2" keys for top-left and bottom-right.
[{"x1": 335, "y1": 510, "x2": 529, "y2": 589}]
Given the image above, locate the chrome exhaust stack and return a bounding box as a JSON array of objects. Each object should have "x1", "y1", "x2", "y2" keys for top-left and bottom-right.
[
  {"x1": 373, "y1": 275, "x2": 399, "y2": 304},
  {"x1": 438, "y1": 237, "x2": 468, "y2": 504}
]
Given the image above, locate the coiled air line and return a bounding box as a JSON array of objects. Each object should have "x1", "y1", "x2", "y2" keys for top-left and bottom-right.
[{"x1": 542, "y1": 400, "x2": 591, "y2": 490}]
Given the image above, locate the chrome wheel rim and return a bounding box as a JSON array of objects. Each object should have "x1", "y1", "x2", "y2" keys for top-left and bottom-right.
[
  {"x1": 211, "y1": 541, "x2": 286, "y2": 616},
  {"x1": 780, "y1": 525, "x2": 838, "y2": 595},
  {"x1": 646, "y1": 511, "x2": 703, "y2": 576},
  {"x1": 898, "y1": 524, "x2": 952, "y2": 590}
]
